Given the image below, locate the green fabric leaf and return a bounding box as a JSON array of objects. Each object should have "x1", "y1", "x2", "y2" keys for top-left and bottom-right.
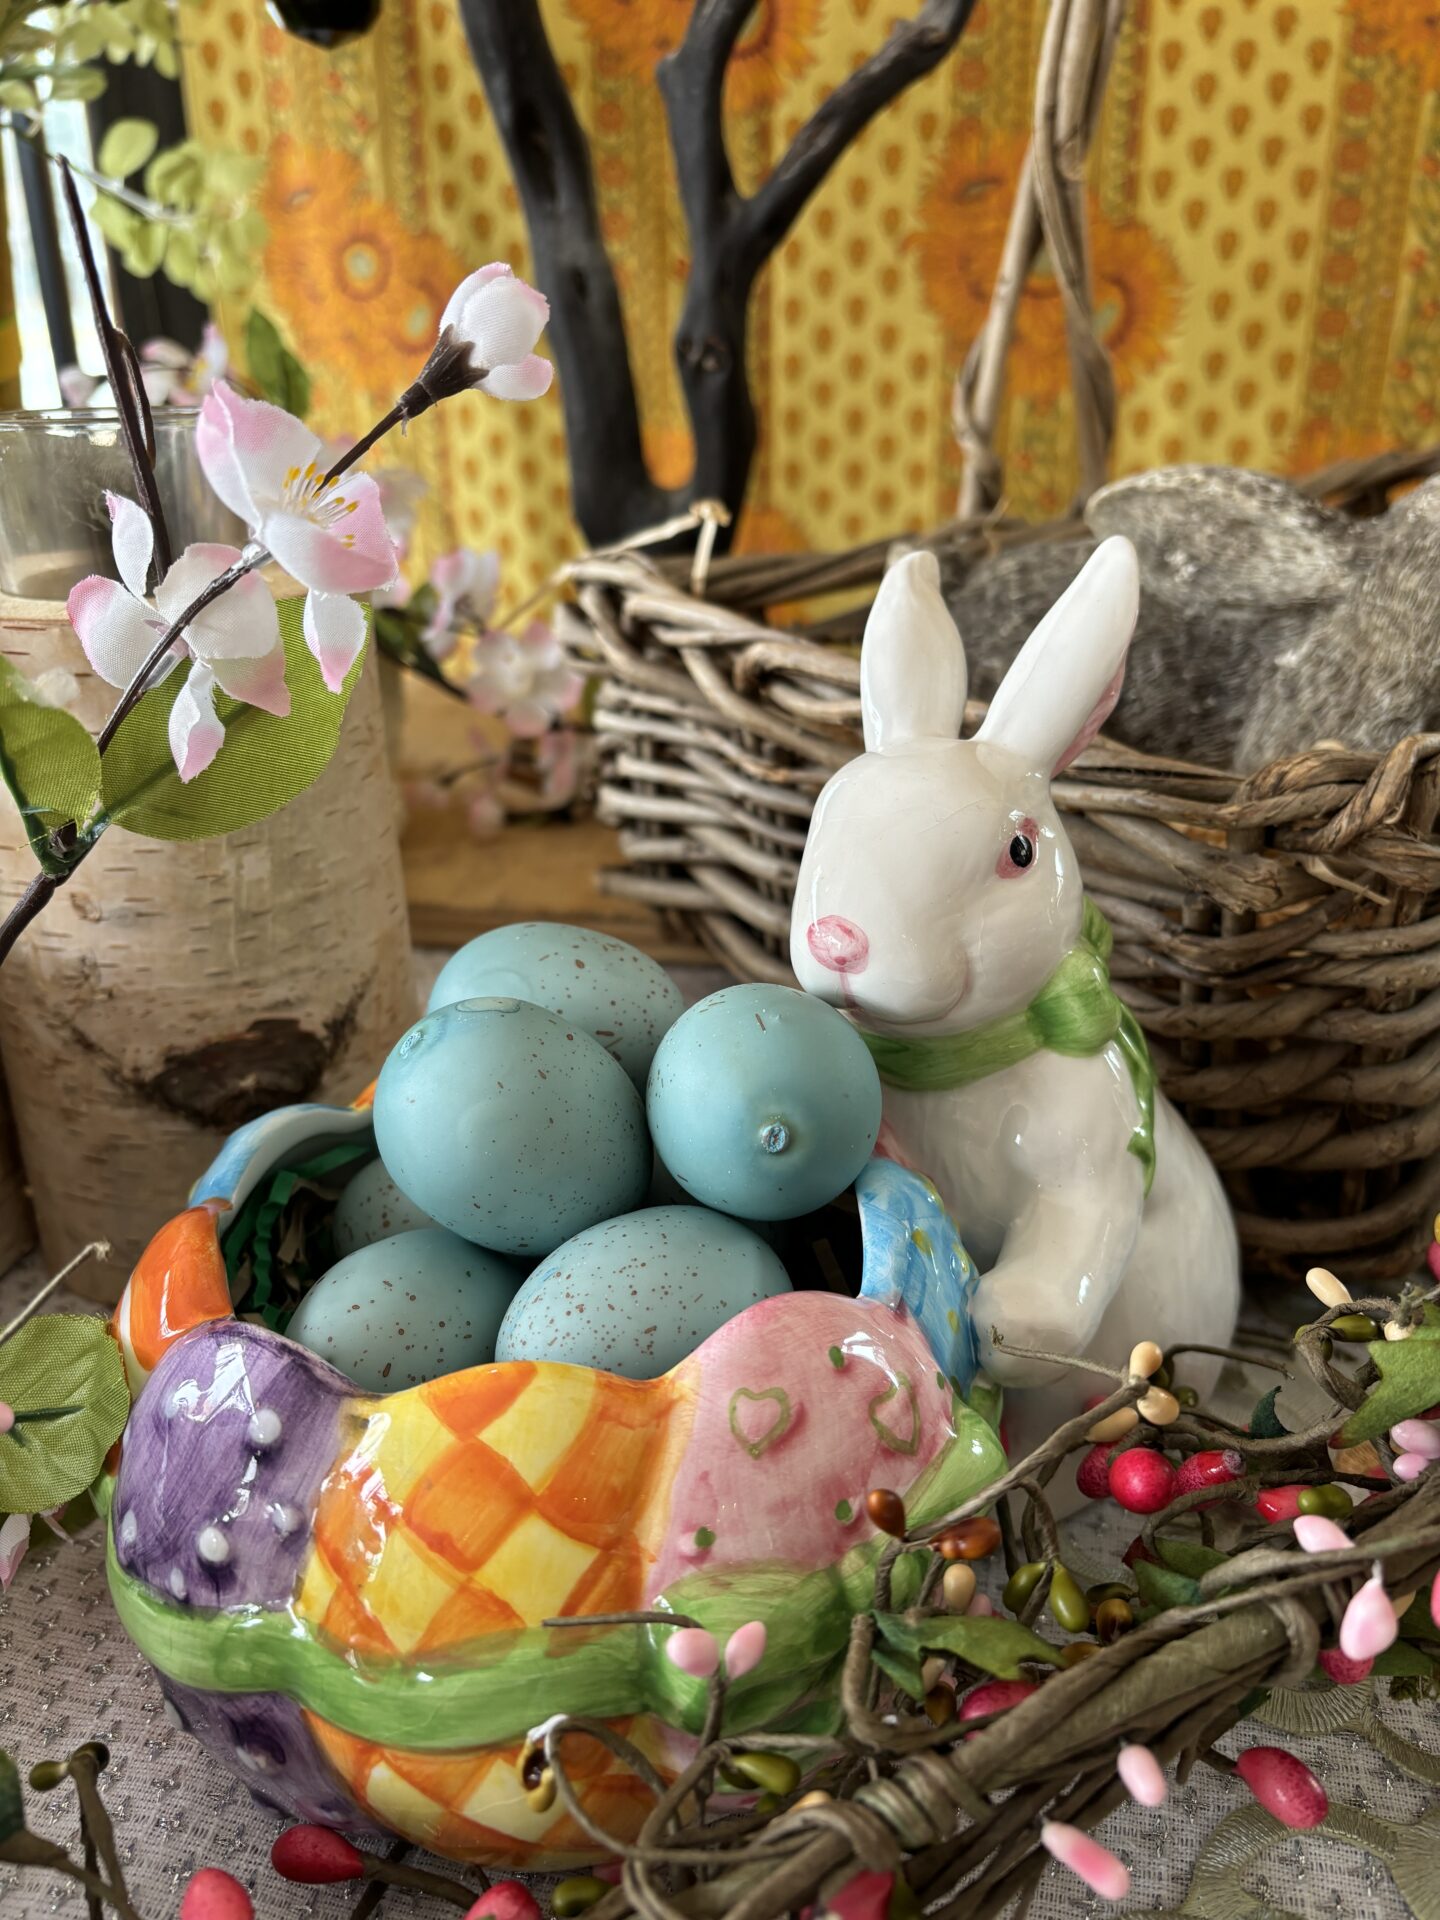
[
  {"x1": 1339, "y1": 1329, "x2": 1440, "y2": 1445},
  {"x1": 0, "y1": 1316, "x2": 129, "y2": 1515},
  {"x1": 0, "y1": 1750, "x2": 22, "y2": 1843},
  {"x1": 90, "y1": 193, "x2": 143, "y2": 252},
  {"x1": 0, "y1": 661, "x2": 101, "y2": 873},
  {"x1": 1133, "y1": 1560, "x2": 1203, "y2": 1613},
  {"x1": 97, "y1": 116, "x2": 158, "y2": 179},
  {"x1": 871, "y1": 1609, "x2": 1062, "y2": 1680},
  {"x1": 1372, "y1": 1643, "x2": 1440, "y2": 1678},
  {"x1": 246, "y1": 309, "x2": 311, "y2": 419},
  {"x1": 1155, "y1": 1537, "x2": 1229, "y2": 1579},
  {"x1": 869, "y1": 1644, "x2": 925, "y2": 1700},
  {"x1": 123, "y1": 219, "x2": 166, "y2": 277},
  {"x1": 100, "y1": 597, "x2": 367, "y2": 842},
  {"x1": 1249, "y1": 1386, "x2": 1288, "y2": 1437}
]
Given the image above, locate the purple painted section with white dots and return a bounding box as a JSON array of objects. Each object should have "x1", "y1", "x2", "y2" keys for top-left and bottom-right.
[
  {"x1": 158, "y1": 1676, "x2": 381, "y2": 1834},
  {"x1": 113, "y1": 1321, "x2": 355, "y2": 1611}
]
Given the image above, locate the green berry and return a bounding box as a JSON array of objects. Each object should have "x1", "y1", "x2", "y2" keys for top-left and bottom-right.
[
  {"x1": 1002, "y1": 1561, "x2": 1047, "y2": 1612},
  {"x1": 1048, "y1": 1566, "x2": 1090, "y2": 1633}
]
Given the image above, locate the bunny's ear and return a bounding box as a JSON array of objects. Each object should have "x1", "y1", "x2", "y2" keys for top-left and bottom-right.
[
  {"x1": 976, "y1": 535, "x2": 1139, "y2": 775},
  {"x1": 861, "y1": 550, "x2": 968, "y2": 752}
]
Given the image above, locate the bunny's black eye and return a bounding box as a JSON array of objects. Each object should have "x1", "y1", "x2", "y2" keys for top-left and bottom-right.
[{"x1": 996, "y1": 817, "x2": 1041, "y2": 879}]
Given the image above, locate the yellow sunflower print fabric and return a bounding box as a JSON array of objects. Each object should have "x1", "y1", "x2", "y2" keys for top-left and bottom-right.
[{"x1": 179, "y1": 0, "x2": 1440, "y2": 585}]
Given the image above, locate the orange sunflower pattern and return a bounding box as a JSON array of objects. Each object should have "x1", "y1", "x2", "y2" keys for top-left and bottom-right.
[
  {"x1": 911, "y1": 123, "x2": 1183, "y2": 403},
  {"x1": 261, "y1": 136, "x2": 466, "y2": 402},
  {"x1": 562, "y1": 0, "x2": 823, "y2": 115},
  {"x1": 1345, "y1": 0, "x2": 1440, "y2": 94}
]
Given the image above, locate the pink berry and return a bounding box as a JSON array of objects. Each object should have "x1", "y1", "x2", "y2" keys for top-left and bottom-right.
[
  {"x1": 0, "y1": 1402, "x2": 13, "y2": 1436},
  {"x1": 1076, "y1": 1444, "x2": 1113, "y2": 1500},
  {"x1": 271, "y1": 1826, "x2": 365, "y2": 1885},
  {"x1": 179, "y1": 1870, "x2": 254, "y2": 1920},
  {"x1": 1174, "y1": 1449, "x2": 1245, "y2": 1503},
  {"x1": 466, "y1": 1883, "x2": 542, "y2": 1920},
  {"x1": 1254, "y1": 1485, "x2": 1307, "y2": 1524},
  {"x1": 1108, "y1": 1449, "x2": 1178, "y2": 1515},
  {"x1": 1039, "y1": 1822, "x2": 1131, "y2": 1900},
  {"x1": 1234, "y1": 1747, "x2": 1328, "y2": 1829},
  {"x1": 1395, "y1": 1451, "x2": 1430, "y2": 1482},
  {"x1": 724, "y1": 1620, "x2": 767, "y2": 1679},
  {"x1": 665, "y1": 1626, "x2": 719, "y2": 1678},
  {"x1": 1390, "y1": 1419, "x2": 1440, "y2": 1459},
  {"x1": 1116, "y1": 1743, "x2": 1167, "y2": 1807},
  {"x1": 1318, "y1": 1647, "x2": 1373, "y2": 1685},
  {"x1": 1340, "y1": 1574, "x2": 1399, "y2": 1660},
  {"x1": 823, "y1": 1870, "x2": 895, "y2": 1920},
  {"x1": 1293, "y1": 1514, "x2": 1350, "y2": 1553},
  {"x1": 958, "y1": 1679, "x2": 1038, "y2": 1723},
  {"x1": 966, "y1": 1592, "x2": 998, "y2": 1617},
  {"x1": 1432, "y1": 1567, "x2": 1440, "y2": 1632}
]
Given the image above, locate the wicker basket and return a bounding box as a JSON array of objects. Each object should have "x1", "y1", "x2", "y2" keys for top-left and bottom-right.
[{"x1": 560, "y1": 447, "x2": 1440, "y2": 1289}]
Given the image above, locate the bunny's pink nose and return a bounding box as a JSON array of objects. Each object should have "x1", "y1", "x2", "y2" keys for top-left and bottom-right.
[{"x1": 807, "y1": 915, "x2": 870, "y2": 974}]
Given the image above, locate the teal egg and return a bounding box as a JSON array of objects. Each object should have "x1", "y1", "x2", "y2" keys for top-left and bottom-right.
[
  {"x1": 647, "y1": 985, "x2": 882, "y2": 1221},
  {"x1": 287, "y1": 1228, "x2": 519, "y2": 1392},
  {"x1": 496, "y1": 1205, "x2": 790, "y2": 1379},
  {"x1": 374, "y1": 997, "x2": 651, "y2": 1258},
  {"x1": 331, "y1": 1156, "x2": 437, "y2": 1257},
  {"x1": 427, "y1": 923, "x2": 685, "y2": 1087}
]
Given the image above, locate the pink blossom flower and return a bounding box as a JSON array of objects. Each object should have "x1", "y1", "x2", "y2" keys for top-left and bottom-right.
[
  {"x1": 438, "y1": 264, "x2": 553, "y2": 401},
  {"x1": 1293, "y1": 1514, "x2": 1351, "y2": 1553},
  {"x1": 67, "y1": 494, "x2": 286, "y2": 782},
  {"x1": 423, "y1": 546, "x2": 501, "y2": 660},
  {"x1": 1340, "y1": 1568, "x2": 1400, "y2": 1661},
  {"x1": 665, "y1": 1626, "x2": 719, "y2": 1678},
  {"x1": 197, "y1": 382, "x2": 396, "y2": 691},
  {"x1": 535, "y1": 727, "x2": 584, "y2": 808},
  {"x1": 468, "y1": 619, "x2": 584, "y2": 736},
  {"x1": 1040, "y1": 1822, "x2": 1130, "y2": 1900},
  {"x1": 724, "y1": 1621, "x2": 767, "y2": 1679},
  {"x1": 1116, "y1": 1743, "x2": 1167, "y2": 1807}
]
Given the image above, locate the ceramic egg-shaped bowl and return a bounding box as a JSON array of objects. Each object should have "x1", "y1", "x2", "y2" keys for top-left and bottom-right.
[{"x1": 102, "y1": 1091, "x2": 1004, "y2": 1871}]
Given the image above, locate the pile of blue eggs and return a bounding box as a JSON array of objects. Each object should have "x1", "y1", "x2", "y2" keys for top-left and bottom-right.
[{"x1": 285, "y1": 922, "x2": 883, "y2": 1391}]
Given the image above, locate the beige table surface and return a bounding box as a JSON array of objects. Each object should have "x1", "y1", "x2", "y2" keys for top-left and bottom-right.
[{"x1": 2, "y1": 960, "x2": 1437, "y2": 1919}]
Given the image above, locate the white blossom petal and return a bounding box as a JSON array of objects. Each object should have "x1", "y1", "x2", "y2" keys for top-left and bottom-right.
[
  {"x1": 478, "y1": 354, "x2": 554, "y2": 403},
  {"x1": 155, "y1": 547, "x2": 277, "y2": 661},
  {"x1": 196, "y1": 381, "x2": 320, "y2": 524},
  {"x1": 302, "y1": 590, "x2": 367, "y2": 693},
  {"x1": 451, "y1": 275, "x2": 549, "y2": 368},
  {"x1": 440, "y1": 262, "x2": 513, "y2": 335},
  {"x1": 208, "y1": 640, "x2": 290, "y2": 717},
  {"x1": 0, "y1": 1512, "x2": 29, "y2": 1590},
  {"x1": 67, "y1": 576, "x2": 166, "y2": 688},
  {"x1": 107, "y1": 493, "x2": 155, "y2": 600},
  {"x1": 168, "y1": 663, "x2": 225, "y2": 783}
]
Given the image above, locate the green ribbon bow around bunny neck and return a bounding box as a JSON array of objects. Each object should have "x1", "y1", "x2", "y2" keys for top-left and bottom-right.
[{"x1": 855, "y1": 898, "x2": 1156, "y2": 1194}]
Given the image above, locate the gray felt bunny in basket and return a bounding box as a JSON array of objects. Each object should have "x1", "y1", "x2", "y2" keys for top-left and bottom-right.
[{"x1": 929, "y1": 464, "x2": 1440, "y2": 771}]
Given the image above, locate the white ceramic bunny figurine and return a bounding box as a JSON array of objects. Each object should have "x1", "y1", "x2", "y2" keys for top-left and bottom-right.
[{"x1": 790, "y1": 539, "x2": 1240, "y2": 1461}]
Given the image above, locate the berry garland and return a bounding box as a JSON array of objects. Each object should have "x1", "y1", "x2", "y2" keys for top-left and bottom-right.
[{"x1": 4, "y1": 1265, "x2": 1440, "y2": 1918}]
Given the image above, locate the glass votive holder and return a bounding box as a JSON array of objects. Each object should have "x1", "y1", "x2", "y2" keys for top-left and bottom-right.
[{"x1": 0, "y1": 407, "x2": 246, "y2": 601}]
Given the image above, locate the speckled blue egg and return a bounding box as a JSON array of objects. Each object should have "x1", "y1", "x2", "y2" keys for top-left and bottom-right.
[
  {"x1": 495, "y1": 1204, "x2": 790, "y2": 1379},
  {"x1": 286, "y1": 1228, "x2": 519, "y2": 1392},
  {"x1": 647, "y1": 985, "x2": 883, "y2": 1221},
  {"x1": 427, "y1": 923, "x2": 686, "y2": 1088},
  {"x1": 374, "y1": 996, "x2": 651, "y2": 1257},
  {"x1": 331, "y1": 1156, "x2": 437, "y2": 1257}
]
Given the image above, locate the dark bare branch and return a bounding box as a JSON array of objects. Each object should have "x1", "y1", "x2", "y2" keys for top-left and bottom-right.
[{"x1": 455, "y1": 0, "x2": 666, "y2": 543}]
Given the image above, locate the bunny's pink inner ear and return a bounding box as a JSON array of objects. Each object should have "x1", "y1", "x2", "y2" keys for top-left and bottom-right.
[{"x1": 1053, "y1": 659, "x2": 1126, "y2": 774}]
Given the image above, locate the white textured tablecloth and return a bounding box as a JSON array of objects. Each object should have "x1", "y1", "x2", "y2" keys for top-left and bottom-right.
[{"x1": 2, "y1": 963, "x2": 1437, "y2": 1918}]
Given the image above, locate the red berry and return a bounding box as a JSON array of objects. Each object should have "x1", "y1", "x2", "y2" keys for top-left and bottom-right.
[
  {"x1": 1108, "y1": 1449, "x2": 1178, "y2": 1515},
  {"x1": 1234, "y1": 1747, "x2": 1328, "y2": 1828},
  {"x1": 1076, "y1": 1444, "x2": 1113, "y2": 1500},
  {"x1": 1318, "y1": 1647, "x2": 1374, "y2": 1686},
  {"x1": 179, "y1": 1870, "x2": 254, "y2": 1920},
  {"x1": 958, "y1": 1679, "x2": 1039, "y2": 1723},
  {"x1": 1121, "y1": 1533, "x2": 1158, "y2": 1569},
  {"x1": 1175, "y1": 1449, "x2": 1244, "y2": 1495},
  {"x1": 271, "y1": 1826, "x2": 366, "y2": 1885},
  {"x1": 1254, "y1": 1485, "x2": 1307, "y2": 1524},
  {"x1": 467, "y1": 1883, "x2": 543, "y2": 1920}
]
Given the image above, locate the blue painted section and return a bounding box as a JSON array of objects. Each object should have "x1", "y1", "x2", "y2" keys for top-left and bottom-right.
[
  {"x1": 188, "y1": 1103, "x2": 374, "y2": 1216},
  {"x1": 856, "y1": 1157, "x2": 980, "y2": 1392}
]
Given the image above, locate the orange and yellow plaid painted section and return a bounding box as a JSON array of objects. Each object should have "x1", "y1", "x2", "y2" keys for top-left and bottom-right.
[{"x1": 295, "y1": 1358, "x2": 695, "y2": 1862}]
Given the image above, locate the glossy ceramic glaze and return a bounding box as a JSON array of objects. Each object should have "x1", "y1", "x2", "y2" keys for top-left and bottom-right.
[
  {"x1": 103, "y1": 1096, "x2": 1004, "y2": 1868},
  {"x1": 790, "y1": 543, "x2": 1241, "y2": 1462}
]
